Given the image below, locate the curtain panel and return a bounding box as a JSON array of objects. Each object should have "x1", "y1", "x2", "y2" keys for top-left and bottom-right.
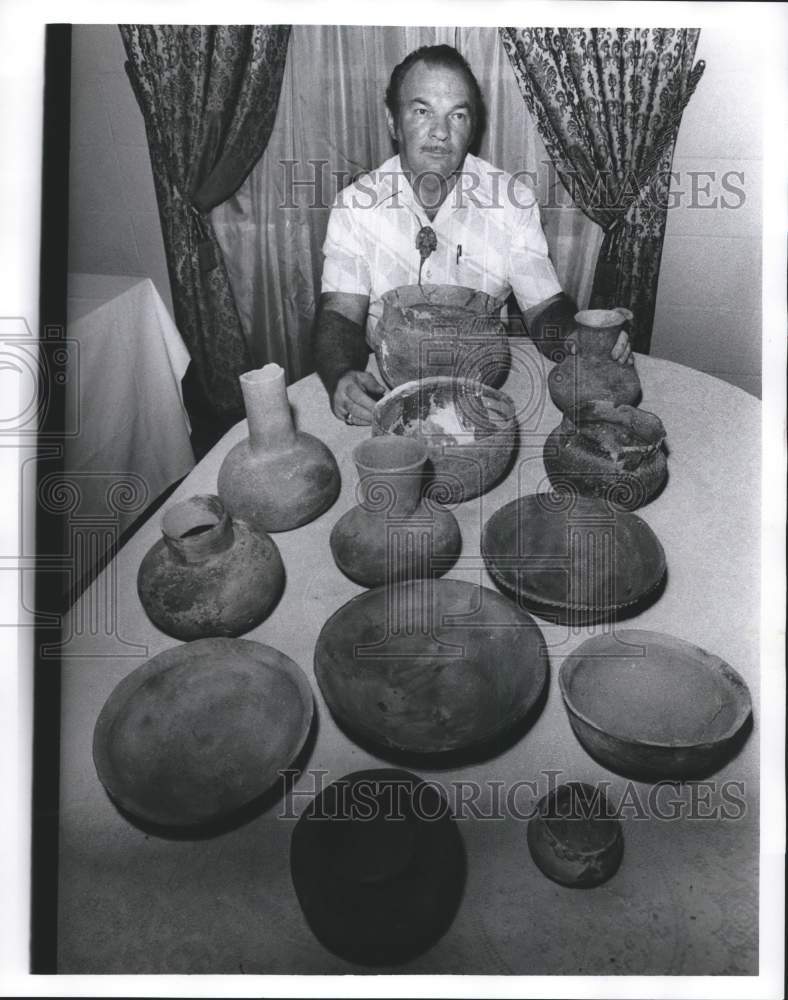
[
  {"x1": 500, "y1": 27, "x2": 705, "y2": 353},
  {"x1": 211, "y1": 25, "x2": 603, "y2": 383},
  {"x1": 120, "y1": 24, "x2": 291, "y2": 422}
]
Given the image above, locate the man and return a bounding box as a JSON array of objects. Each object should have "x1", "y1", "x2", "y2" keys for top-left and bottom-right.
[{"x1": 313, "y1": 44, "x2": 631, "y2": 425}]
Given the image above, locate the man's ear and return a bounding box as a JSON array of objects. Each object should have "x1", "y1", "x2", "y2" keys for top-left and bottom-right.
[{"x1": 385, "y1": 107, "x2": 398, "y2": 143}]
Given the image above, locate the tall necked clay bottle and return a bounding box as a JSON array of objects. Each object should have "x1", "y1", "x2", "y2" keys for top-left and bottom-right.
[
  {"x1": 218, "y1": 363, "x2": 341, "y2": 533},
  {"x1": 548, "y1": 307, "x2": 642, "y2": 413},
  {"x1": 330, "y1": 437, "x2": 461, "y2": 588},
  {"x1": 137, "y1": 494, "x2": 285, "y2": 640}
]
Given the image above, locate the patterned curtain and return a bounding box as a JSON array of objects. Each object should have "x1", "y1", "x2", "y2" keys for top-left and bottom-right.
[
  {"x1": 500, "y1": 28, "x2": 705, "y2": 353},
  {"x1": 119, "y1": 25, "x2": 291, "y2": 422}
]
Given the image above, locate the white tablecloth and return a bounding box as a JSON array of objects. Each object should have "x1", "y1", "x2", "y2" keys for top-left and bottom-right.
[
  {"x1": 64, "y1": 274, "x2": 195, "y2": 554},
  {"x1": 57, "y1": 344, "x2": 760, "y2": 975}
]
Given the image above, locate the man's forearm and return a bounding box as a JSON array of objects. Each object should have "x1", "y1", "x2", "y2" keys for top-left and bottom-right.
[
  {"x1": 527, "y1": 292, "x2": 578, "y2": 363},
  {"x1": 313, "y1": 307, "x2": 370, "y2": 399}
]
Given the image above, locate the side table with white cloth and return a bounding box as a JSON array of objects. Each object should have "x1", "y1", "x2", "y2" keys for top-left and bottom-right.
[{"x1": 63, "y1": 274, "x2": 195, "y2": 583}]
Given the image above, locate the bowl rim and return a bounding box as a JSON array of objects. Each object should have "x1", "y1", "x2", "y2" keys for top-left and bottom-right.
[
  {"x1": 481, "y1": 494, "x2": 667, "y2": 613},
  {"x1": 92, "y1": 637, "x2": 314, "y2": 825},
  {"x1": 373, "y1": 376, "x2": 517, "y2": 437},
  {"x1": 557, "y1": 628, "x2": 753, "y2": 751}
]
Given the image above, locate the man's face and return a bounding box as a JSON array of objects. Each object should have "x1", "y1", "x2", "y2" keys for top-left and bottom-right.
[{"x1": 386, "y1": 60, "x2": 474, "y2": 182}]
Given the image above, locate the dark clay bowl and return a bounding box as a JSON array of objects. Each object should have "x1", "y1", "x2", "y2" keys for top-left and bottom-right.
[
  {"x1": 372, "y1": 376, "x2": 518, "y2": 505},
  {"x1": 93, "y1": 638, "x2": 314, "y2": 827},
  {"x1": 527, "y1": 781, "x2": 624, "y2": 888},
  {"x1": 314, "y1": 578, "x2": 548, "y2": 755},
  {"x1": 559, "y1": 630, "x2": 753, "y2": 780},
  {"x1": 370, "y1": 284, "x2": 510, "y2": 389},
  {"x1": 481, "y1": 493, "x2": 667, "y2": 624}
]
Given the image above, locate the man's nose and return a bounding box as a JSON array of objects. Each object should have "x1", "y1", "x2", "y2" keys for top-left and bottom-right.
[{"x1": 430, "y1": 115, "x2": 449, "y2": 140}]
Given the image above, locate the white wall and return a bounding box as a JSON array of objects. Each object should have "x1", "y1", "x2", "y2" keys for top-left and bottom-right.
[
  {"x1": 651, "y1": 28, "x2": 762, "y2": 397},
  {"x1": 68, "y1": 25, "x2": 173, "y2": 316},
  {"x1": 69, "y1": 25, "x2": 763, "y2": 395}
]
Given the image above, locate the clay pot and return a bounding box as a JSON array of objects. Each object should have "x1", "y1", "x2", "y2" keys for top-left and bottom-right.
[
  {"x1": 218, "y1": 363, "x2": 340, "y2": 532},
  {"x1": 527, "y1": 782, "x2": 623, "y2": 888},
  {"x1": 330, "y1": 437, "x2": 461, "y2": 588},
  {"x1": 290, "y1": 768, "x2": 465, "y2": 965},
  {"x1": 372, "y1": 376, "x2": 518, "y2": 505},
  {"x1": 559, "y1": 630, "x2": 753, "y2": 780},
  {"x1": 137, "y1": 494, "x2": 284, "y2": 640},
  {"x1": 548, "y1": 307, "x2": 642, "y2": 412},
  {"x1": 481, "y1": 493, "x2": 667, "y2": 624},
  {"x1": 93, "y1": 637, "x2": 314, "y2": 827},
  {"x1": 370, "y1": 284, "x2": 510, "y2": 389},
  {"x1": 543, "y1": 400, "x2": 668, "y2": 509},
  {"x1": 314, "y1": 578, "x2": 548, "y2": 755}
]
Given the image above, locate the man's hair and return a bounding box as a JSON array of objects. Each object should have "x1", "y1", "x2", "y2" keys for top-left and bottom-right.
[{"x1": 385, "y1": 44, "x2": 486, "y2": 142}]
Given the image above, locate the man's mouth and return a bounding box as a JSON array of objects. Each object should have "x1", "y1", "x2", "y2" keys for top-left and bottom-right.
[{"x1": 422, "y1": 146, "x2": 451, "y2": 155}]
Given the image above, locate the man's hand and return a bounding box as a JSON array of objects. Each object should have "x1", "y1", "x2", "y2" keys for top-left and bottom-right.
[
  {"x1": 610, "y1": 330, "x2": 633, "y2": 365},
  {"x1": 333, "y1": 371, "x2": 385, "y2": 425}
]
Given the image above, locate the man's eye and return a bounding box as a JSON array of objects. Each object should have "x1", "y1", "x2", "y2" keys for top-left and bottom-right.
[
  {"x1": 452, "y1": 112, "x2": 467, "y2": 121},
  {"x1": 413, "y1": 107, "x2": 428, "y2": 116}
]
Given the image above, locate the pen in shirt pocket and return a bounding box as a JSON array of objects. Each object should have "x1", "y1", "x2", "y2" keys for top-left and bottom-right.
[{"x1": 456, "y1": 244, "x2": 462, "y2": 265}]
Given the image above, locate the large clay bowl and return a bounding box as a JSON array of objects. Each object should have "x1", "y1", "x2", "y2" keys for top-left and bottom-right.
[
  {"x1": 370, "y1": 284, "x2": 510, "y2": 389},
  {"x1": 372, "y1": 376, "x2": 518, "y2": 505},
  {"x1": 543, "y1": 400, "x2": 668, "y2": 510},
  {"x1": 93, "y1": 638, "x2": 314, "y2": 827},
  {"x1": 559, "y1": 630, "x2": 753, "y2": 780},
  {"x1": 481, "y1": 493, "x2": 666, "y2": 623},
  {"x1": 314, "y1": 578, "x2": 548, "y2": 755}
]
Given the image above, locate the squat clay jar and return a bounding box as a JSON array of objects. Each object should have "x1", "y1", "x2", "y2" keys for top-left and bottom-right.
[
  {"x1": 543, "y1": 400, "x2": 668, "y2": 510},
  {"x1": 329, "y1": 436, "x2": 461, "y2": 588},
  {"x1": 137, "y1": 494, "x2": 285, "y2": 640},
  {"x1": 218, "y1": 363, "x2": 341, "y2": 533}
]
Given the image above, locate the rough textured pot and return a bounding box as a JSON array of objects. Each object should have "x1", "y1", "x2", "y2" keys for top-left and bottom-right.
[
  {"x1": 372, "y1": 376, "x2": 518, "y2": 505},
  {"x1": 481, "y1": 493, "x2": 667, "y2": 624},
  {"x1": 370, "y1": 284, "x2": 510, "y2": 389},
  {"x1": 527, "y1": 782, "x2": 623, "y2": 888},
  {"x1": 93, "y1": 638, "x2": 314, "y2": 827},
  {"x1": 218, "y1": 363, "x2": 340, "y2": 532},
  {"x1": 559, "y1": 630, "x2": 753, "y2": 781},
  {"x1": 137, "y1": 494, "x2": 284, "y2": 640},
  {"x1": 330, "y1": 437, "x2": 461, "y2": 588},
  {"x1": 544, "y1": 400, "x2": 668, "y2": 509},
  {"x1": 548, "y1": 307, "x2": 642, "y2": 412},
  {"x1": 314, "y1": 578, "x2": 548, "y2": 756},
  {"x1": 290, "y1": 768, "x2": 465, "y2": 965}
]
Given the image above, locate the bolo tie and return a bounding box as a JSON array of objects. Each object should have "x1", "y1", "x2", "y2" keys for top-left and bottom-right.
[{"x1": 415, "y1": 225, "x2": 438, "y2": 295}]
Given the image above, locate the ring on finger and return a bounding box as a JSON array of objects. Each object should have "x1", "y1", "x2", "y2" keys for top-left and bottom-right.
[{"x1": 344, "y1": 409, "x2": 354, "y2": 425}]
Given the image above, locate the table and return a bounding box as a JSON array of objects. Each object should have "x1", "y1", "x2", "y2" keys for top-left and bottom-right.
[
  {"x1": 57, "y1": 342, "x2": 760, "y2": 974},
  {"x1": 63, "y1": 274, "x2": 195, "y2": 574}
]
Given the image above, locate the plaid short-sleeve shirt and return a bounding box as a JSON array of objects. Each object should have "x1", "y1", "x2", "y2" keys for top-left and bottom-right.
[{"x1": 321, "y1": 152, "x2": 562, "y2": 339}]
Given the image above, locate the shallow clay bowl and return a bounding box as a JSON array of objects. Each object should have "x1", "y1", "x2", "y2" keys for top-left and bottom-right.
[
  {"x1": 372, "y1": 376, "x2": 518, "y2": 504},
  {"x1": 481, "y1": 493, "x2": 667, "y2": 623},
  {"x1": 559, "y1": 630, "x2": 753, "y2": 780},
  {"x1": 370, "y1": 283, "x2": 510, "y2": 389},
  {"x1": 314, "y1": 578, "x2": 548, "y2": 755},
  {"x1": 93, "y1": 638, "x2": 314, "y2": 827},
  {"x1": 481, "y1": 493, "x2": 666, "y2": 622}
]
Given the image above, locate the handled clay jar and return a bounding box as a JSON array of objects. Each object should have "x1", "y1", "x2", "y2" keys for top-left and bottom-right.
[
  {"x1": 543, "y1": 400, "x2": 667, "y2": 510},
  {"x1": 548, "y1": 308, "x2": 642, "y2": 412},
  {"x1": 137, "y1": 494, "x2": 285, "y2": 640}
]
